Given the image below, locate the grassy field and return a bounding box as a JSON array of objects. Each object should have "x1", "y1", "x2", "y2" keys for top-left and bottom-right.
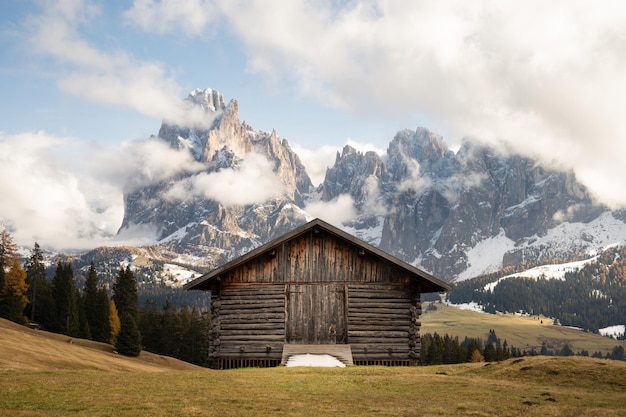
[
  {"x1": 2, "y1": 317, "x2": 626, "y2": 416},
  {"x1": 422, "y1": 302, "x2": 626, "y2": 356}
]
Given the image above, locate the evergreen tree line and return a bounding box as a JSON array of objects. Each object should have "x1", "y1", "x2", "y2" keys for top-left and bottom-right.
[
  {"x1": 138, "y1": 300, "x2": 210, "y2": 366},
  {"x1": 419, "y1": 330, "x2": 519, "y2": 365},
  {"x1": 448, "y1": 246, "x2": 626, "y2": 336},
  {"x1": 419, "y1": 330, "x2": 626, "y2": 365},
  {"x1": 1, "y1": 230, "x2": 209, "y2": 363},
  {"x1": 0, "y1": 230, "x2": 143, "y2": 357}
]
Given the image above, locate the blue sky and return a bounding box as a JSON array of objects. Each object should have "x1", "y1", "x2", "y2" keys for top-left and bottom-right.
[
  {"x1": 2, "y1": 0, "x2": 626, "y2": 250},
  {"x1": 1, "y1": 0, "x2": 398, "y2": 148}
]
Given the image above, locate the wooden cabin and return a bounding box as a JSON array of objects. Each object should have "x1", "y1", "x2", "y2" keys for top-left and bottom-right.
[{"x1": 184, "y1": 218, "x2": 450, "y2": 368}]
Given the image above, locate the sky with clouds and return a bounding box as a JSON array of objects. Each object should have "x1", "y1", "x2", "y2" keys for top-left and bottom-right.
[{"x1": 1, "y1": 0, "x2": 626, "y2": 250}]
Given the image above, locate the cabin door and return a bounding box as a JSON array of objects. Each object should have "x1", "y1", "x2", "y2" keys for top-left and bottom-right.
[{"x1": 285, "y1": 283, "x2": 347, "y2": 344}]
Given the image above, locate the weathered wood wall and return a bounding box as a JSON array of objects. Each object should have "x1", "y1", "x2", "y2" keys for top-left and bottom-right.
[
  {"x1": 222, "y1": 229, "x2": 414, "y2": 285},
  {"x1": 347, "y1": 283, "x2": 421, "y2": 364},
  {"x1": 209, "y1": 284, "x2": 285, "y2": 368},
  {"x1": 209, "y1": 228, "x2": 423, "y2": 367}
]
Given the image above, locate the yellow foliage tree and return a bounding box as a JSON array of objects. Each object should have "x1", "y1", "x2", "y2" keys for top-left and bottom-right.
[
  {"x1": 0, "y1": 232, "x2": 28, "y2": 325},
  {"x1": 109, "y1": 300, "x2": 121, "y2": 345},
  {"x1": 470, "y1": 348, "x2": 485, "y2": 363}
]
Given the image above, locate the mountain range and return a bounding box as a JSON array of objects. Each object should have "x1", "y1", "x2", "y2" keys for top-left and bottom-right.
[{"x1": 108, "y1": 88, "x2": 626, "y2": 283}]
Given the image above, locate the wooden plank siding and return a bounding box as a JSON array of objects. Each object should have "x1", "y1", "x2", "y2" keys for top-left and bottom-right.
[
  {"x1": 209, "y1": 284, "x2": 285, "y2": 368},
  {"x1": 185, "y1": 219, "x2": 451, "y2": 368},
  {"x1": 220, "y1": 229, "x2": 415, "y2": 285},
  {"x1": 347, "y1": 283, "x2": 421, "y2": 364},
  {"x1": 207, "y1": 229, "x2": 423, "y2": 367}
]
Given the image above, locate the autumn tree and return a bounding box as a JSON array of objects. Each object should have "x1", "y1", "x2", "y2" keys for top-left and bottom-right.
[
  {"x1": 109, "y1": 300, "x2": 121, "y2": 345},
  {"x1": 0, "y1": 229, "x2": 19, "y2": 299},
  {"x1": 0, "y1": 229, "x2": 29, "y2": 324},
  {"x1": 0, "y1": 257, "x2": 29, "y2": 324}
]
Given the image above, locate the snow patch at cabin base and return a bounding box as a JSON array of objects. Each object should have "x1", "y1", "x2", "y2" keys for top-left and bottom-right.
[{"x1": 285, "y1": 354, "x2": 346, "y2": 367}]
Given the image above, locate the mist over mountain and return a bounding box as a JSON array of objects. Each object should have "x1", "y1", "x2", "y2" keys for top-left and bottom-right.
[{"x1": 116, "y1": 88, "x2": 626, "y2": 282}]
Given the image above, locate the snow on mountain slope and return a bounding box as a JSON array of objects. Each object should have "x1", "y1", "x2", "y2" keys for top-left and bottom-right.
[
  {"x1": 483, "y1": 256, "x2": 599, "y2": 293},
  {"x1": 456, "y1": 211, "x2": 626, "y2": 281},
  {"x1": 457, "y1": 230, "x2": 516, "y2": 281}
]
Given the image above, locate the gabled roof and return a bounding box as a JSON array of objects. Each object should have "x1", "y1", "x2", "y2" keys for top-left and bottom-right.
[{"x1": 184, "y1": 218, "x2": 451, "y2": 293}]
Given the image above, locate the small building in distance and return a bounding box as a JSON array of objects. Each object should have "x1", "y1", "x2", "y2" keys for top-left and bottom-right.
[{"x1": 184, "y1": 218, "x2": 450, "y2": 368}]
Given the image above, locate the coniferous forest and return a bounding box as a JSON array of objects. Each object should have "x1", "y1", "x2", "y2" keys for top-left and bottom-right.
[
  {"x1": 0, "y1": 230, "x2": 210, "y2": 365},
  {"x1": 448, "y1": 246, "x2": 626, "y2": 338}
]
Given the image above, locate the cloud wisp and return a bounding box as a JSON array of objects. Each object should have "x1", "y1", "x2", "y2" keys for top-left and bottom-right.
[
  {"x1": 23, "y1": 0, "x2": 218, "y2": 129},
  {"x1": 0, "y1": 131, "x2": 208, "y2": 250},
  {"x1": 164, "y1": 152, "x2": 286, "y2": 206}
]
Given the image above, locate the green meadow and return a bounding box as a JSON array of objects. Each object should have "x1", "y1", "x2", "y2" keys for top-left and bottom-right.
[{"x1": 2, "y1": 313, "x2": 625, "y2": 417}]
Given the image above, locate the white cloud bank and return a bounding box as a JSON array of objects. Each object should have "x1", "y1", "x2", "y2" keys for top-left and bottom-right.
[
  {"x1": 305, "y1": 194, "x2": 358, "y2": 228},
  {"x1": 0, "y1": 131, "x2": 203, "y2": 250},
  {"x1": 126, "y1": 0, "x2": 626, "y2": 208},
  {"x1": 164, "y1": 153, "x2": 285, "y2": 206}
]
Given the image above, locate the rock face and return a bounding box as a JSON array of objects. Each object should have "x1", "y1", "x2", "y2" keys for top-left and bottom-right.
[
  {"x1": 119, "y1": 88, "x2": 313, "y2": 266},
  {"x1": 117, "y1": 88, "x2": 624, "y2": 281},
  {"x1": 312, "y1": 127, "x2": 611, "y2": 280}
]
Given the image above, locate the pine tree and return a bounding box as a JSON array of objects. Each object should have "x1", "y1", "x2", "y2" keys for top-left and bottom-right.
[
  {"x1": 112, "y1": 267, "x2": 138, "y2": 320},
  {"x1": 179, "y1": 305, "x2": 210, "y2": 366},
  {"x1": 77, "y1": 289, "x2": 91, "y2": 339},
  {"x1": 24, "y1": 243, "x2": 47, "y2": 324},
  {"x1": 161, "y1": 299, "x2": 182, "y2": 357},
  {"x1": 51, "y1": 263, "x2": 79, "y2": 336},
  {"x1": 138, "y1": 300, "x2": 163, "y2": 353},
  {"x1": 116, "y1": 312, "x2": 142, "y2": 356},
  {"x1": 84, "y1": 263, "x2": 110, "y2": 342}
]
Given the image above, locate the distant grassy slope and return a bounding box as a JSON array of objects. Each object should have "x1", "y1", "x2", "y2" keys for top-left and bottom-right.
[
  {"x1": 422, "y1": 303, "x2": 626, "y2": 355},
  {"x1": 0, "y1": 318, "x2": 202, "y2": 372}
]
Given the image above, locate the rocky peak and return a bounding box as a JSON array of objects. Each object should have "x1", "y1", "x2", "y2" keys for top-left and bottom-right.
[
  {"x1": 320, "y1": 145, "x2": 386, "y2": 204},
  {"x1": 119, "y1": 88, "x2": 313, "y2": 259},
  {"x1": 186, "y1": 88, "x2": 226, "y2": 113},
  {"x1": 387, "y1": 128, "x2": 456, "y2": 181}
]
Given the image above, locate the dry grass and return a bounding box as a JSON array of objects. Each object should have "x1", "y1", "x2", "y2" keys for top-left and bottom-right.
[
  {"x1": 2, "y1": 317, "x2": 626, "y2": 416},
  {"x1": 422, "y1": 303, "x2": 626, "y2": 355},
  {"x1": 0, "y1": 318, "x2": 201, "y2": 372}
]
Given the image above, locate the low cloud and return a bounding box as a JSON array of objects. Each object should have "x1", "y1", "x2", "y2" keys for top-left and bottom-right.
[
  {"x1": 0, "y1": 132, "x2": 122, "y2": 250},
  {"x1": 305, "y1": 194, "x2": 358, "y2": 227},
  {"x1": 397, "y1": 158, "x2": 431, "y2": 194},
  {"x1": 291, "y1": 143, "x2": 343, "y2": 186},
  {"x1": 91, "y1": 138, "x2": 205, "y2": 194},
  {"x1": 362, "y1": 176, "x2": 389, "y2": 216},
  {"x1": 0, "y1": 132, "x2": 205, "y2": 250},
  {"x1": 164, "y1": 153, "x2": 285, "y2": 206}
]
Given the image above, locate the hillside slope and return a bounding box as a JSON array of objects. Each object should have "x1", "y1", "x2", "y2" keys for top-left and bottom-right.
[
  {"x1": 0, "y1": 318, "x2": 203, "y2": 372},
  {"x1": 422, "y1": 303, "x2": 626, "y2": 356}
]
